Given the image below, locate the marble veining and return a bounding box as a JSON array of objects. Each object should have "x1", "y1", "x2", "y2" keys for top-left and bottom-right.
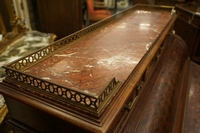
[{"x1": 24, "y1": 10, "x2": 172, "y2": 95}]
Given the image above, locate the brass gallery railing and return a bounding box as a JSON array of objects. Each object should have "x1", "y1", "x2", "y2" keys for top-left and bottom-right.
[{"x1": 3, "y1": 4, "x2": 174, "y2": 115}]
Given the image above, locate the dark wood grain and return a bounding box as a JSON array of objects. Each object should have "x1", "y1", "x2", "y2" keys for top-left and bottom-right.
[
  {"x1": 174, "y1": 3, "x2": 200, "y2": 64},
  {"x1": 35, "y1": 0, "x2": 83, "y2": 40}
]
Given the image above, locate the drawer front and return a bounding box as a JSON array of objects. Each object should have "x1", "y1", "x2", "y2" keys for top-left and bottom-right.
[{"x1": 176, "y1": 7, "x2": 200, "y2": 28}]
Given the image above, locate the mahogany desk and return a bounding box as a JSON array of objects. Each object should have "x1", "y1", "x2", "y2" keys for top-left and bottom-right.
[{"x1": 0, "y1": 4, "x2": 194, "y2": 133}]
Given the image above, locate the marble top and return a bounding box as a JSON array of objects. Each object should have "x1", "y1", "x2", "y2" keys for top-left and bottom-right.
[{"x1": 24, "y1": 10, "x2": 172, "y2": 96}]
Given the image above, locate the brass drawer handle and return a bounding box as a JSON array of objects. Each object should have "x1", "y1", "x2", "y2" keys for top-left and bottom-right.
[
  {"x1": 125, "y1": 96, "x2": 138, "y2": 111},
  {"x1": 188, "y1": 14, "x2": 195, "y2": 24},
  {"x1": 125, "y1": 81, "x2": 144, "y2": 111}
]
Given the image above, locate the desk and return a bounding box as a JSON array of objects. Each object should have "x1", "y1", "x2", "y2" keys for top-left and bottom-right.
[{"x1": 0, "y1": 4, "x2": 190, "y2": 133}]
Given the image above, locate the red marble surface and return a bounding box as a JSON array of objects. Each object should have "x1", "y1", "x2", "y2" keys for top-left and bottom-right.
[{"x1": 24, "y1": 10, "x2": 172, "y2": 95}]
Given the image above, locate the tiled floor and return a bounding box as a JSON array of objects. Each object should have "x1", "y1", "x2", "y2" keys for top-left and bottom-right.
[
  {"x1": 0, "y1": 30, "x2": 55, "y2": 108},
  {"x1": 0, "y1": 31, "x2": 54, "y2": 82}
]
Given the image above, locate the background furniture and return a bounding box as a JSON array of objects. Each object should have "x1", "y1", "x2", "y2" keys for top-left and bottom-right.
[
  {"x1": 174, "y1": 2, "x2": 200, "y2": 64},
  {"x1": 0, "y1": 0, "x2": 56, "y2": 132},
  {"x1": 0, "y1": 0, "x2": 12, "y2": 34},
  {"x1": 31, "y1": 0, "x2": 83, "y2": 40},
  {"x1": 154, "y1": 0, "x2": 185, "y2": 5},
  {"x1": 94, "y1": 0, "x2": 108, "y2": 9},
  {"x1": 0, "y1": 0, "x2": 28, "y2": 54},
  {"x1": 94, "y1": 0, "x2": 116, "y2": 9},
  {"x1": 0, "y1": 104, "x2": 10, "y2": 133},
  {"x1": 87, "y1": 0, "x2": 111, "y2": 23},
  {"x1": 117, "y1": 0, "x2": 129, "y2": 9},
  {"x1": 133, "y1": 0, "x2": 187, "y2": 5},
  {"x1": 133, "y1": 0, "x2": 147, "y2": 4}
]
